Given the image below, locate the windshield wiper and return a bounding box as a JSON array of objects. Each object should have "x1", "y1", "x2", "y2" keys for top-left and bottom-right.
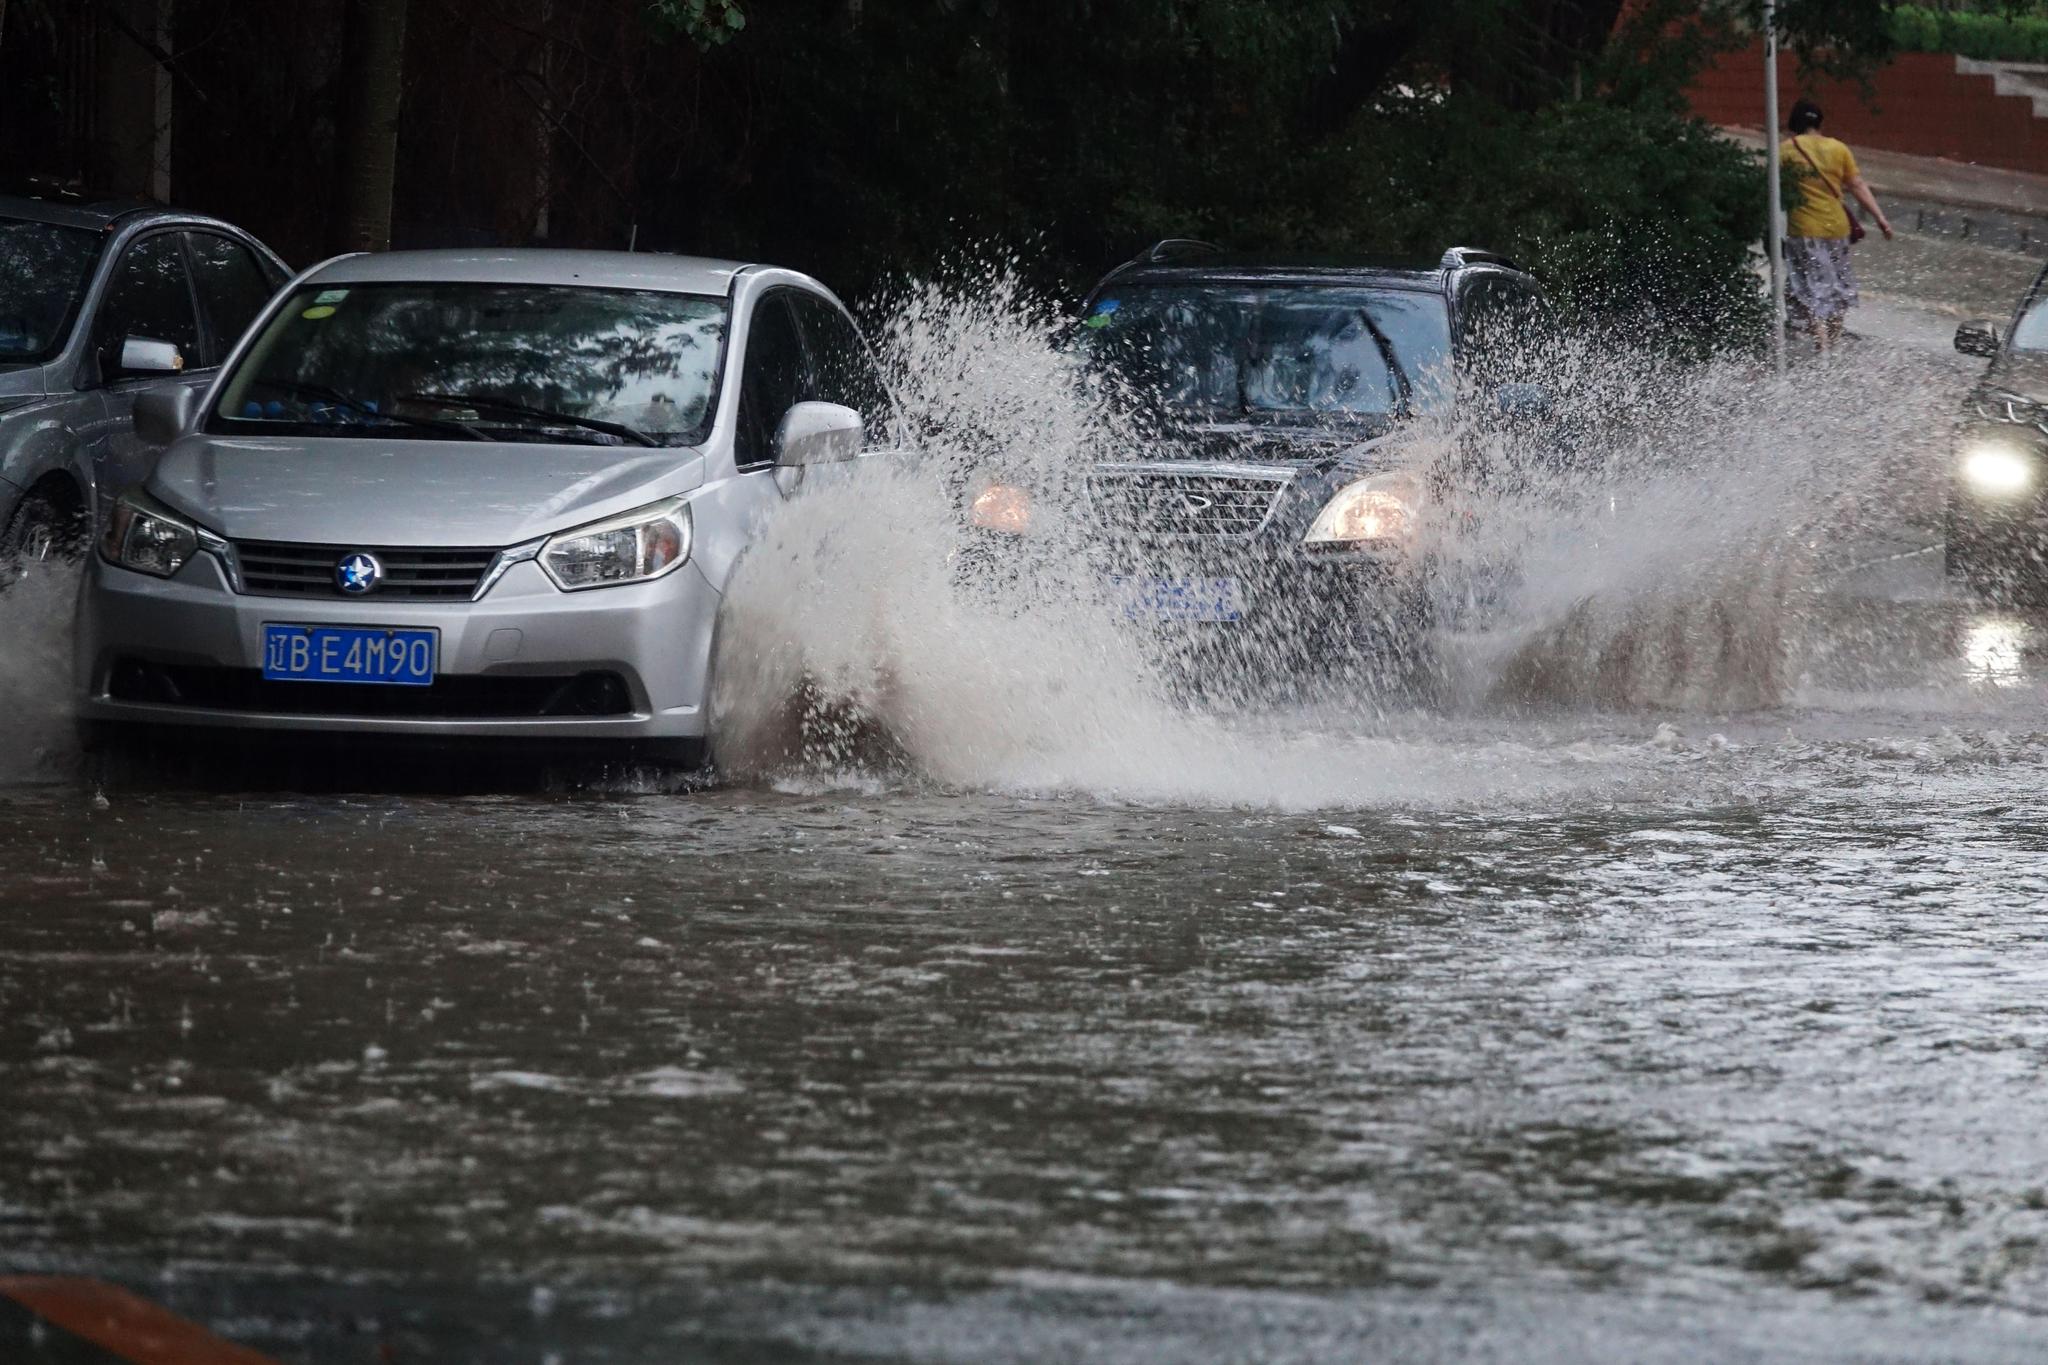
[
  {"x1": 403, "y1": 391, "x2": 658, "y2": 448},
  {"x1": 246, "y1": 378, "x2": 486, "y2": 440}
]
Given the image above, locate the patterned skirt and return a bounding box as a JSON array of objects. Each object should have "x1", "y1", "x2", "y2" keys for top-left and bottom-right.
[{"x1": 1785, "y1": 236, "x2": 1859, "y2": 322}]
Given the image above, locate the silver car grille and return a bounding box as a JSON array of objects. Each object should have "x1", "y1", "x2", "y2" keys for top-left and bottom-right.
[
  {"x1": 1087, "y1": 463, "x2": 1294, "y2": 541},
  {"x1": 232, "y1": 541, "x2": 498, "y2": 600}
]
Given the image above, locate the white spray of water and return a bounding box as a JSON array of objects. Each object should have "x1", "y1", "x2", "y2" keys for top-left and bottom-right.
[
  {"x1": 1477, "y1": 340, "x2": 1956, "y2": 711},
  {"x1": 0, "y1": 564, "x2": 80, "y2": 781},
  {"x1": 707, "y1": 263, "x2": 1970, "y2": 807}
]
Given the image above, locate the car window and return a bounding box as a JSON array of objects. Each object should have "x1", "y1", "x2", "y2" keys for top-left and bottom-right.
[
  {"x1": 94, "y1": 232, "x2": 201, "y2": 377},
  {"x1": 734, "y1": 292, "x2": 808, "y2": 467},
  {"x1": 1083, "y1": 283, "x2": 1445, "y2": 420},
  {"x1": 1457, "y1": 273, "x2": 1549, "y2": 382},
  {"x1": 186, "y1": 232, "x2": 277, "y2": 366},
  {"x1": 2009, "y1": 286, "x2": 2048, "y2": 354},
  {"x1": 787, "y1": 292, "x2": 892, "y2": 442},
  {"x1": 0, "y1": 217, "x2": 102, "y2": 367},
  {"x1": 212, "y1": 281, "x2": 726, "y2": 446}
]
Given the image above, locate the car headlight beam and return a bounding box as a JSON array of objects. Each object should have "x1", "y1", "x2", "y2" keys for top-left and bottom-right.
[
  {"x1": 1962, "y1": 442, "x2": 2034, "y2": 497},
  {"x1": 540, "y1": 496, "x2": 693, "y2": 592},
  {"x1": 1303, "y1": 472, "x2": 1423, "y2": 549},
  {"x1": 99, "y1": 490, "x2": 200, "y2": 579}
]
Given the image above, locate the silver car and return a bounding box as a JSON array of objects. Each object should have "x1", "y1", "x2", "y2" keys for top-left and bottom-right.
[
  {"x1": 1, "y1": 194, "x2": 288, "y2": 565},
  {"x1": 76, "y1": 249, "x2": 896, "y2": 765}
]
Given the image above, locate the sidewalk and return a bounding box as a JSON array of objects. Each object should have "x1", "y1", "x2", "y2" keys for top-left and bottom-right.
[{"x1": 1719, "y1": 125, "x2": 2048, "y2": 254}]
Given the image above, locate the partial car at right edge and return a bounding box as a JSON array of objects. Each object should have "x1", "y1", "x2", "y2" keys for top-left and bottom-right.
[{"x1": 1949, "y1": 263, "x2": 2048, "y2": 599}]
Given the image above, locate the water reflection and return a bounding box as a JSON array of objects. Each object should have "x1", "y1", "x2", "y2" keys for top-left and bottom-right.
[{"x1": 1961, "y1": 613, "x2": 2034, "y2": 687}]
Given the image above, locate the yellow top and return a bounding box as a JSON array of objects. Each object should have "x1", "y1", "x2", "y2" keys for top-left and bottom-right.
[{"x1": 1782, "y1": 134, "x2": 1859, "y2": 239}]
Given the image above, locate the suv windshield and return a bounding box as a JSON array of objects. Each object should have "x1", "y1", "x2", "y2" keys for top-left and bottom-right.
[
  {"x1": 0, "y1": 217, "x2": 103, "y2": 366},
  {"x1": 212, "y1": 282, "x2": 728, "y2": 446},
  {"x1": 2010, "y1": 290, "x2": 2048, "y2": 355},
  {"x1": 1083, "y1": 282, "x2": 1454, "y2": 420}
]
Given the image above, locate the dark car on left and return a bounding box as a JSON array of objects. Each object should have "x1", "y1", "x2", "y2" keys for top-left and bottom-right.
[{"x1": 0, "y1": 193, "x2": 289, "y2": 570}]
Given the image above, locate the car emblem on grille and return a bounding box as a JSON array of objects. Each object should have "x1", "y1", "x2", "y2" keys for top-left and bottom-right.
[
  {"x1": 336, "y1": 552, "x2": 381, "y2": 595},
  {"x1": 1180, "y1": 494, "x2": 1215, "y2": 514}
]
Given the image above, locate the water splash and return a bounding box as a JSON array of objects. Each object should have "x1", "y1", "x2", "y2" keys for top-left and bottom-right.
[
  {"x1": 0, "y1": 563, "x2": 80, "y2": 781},
  {"x1": 709, "y1": 258, "x2": 1973, "y2": 806}
]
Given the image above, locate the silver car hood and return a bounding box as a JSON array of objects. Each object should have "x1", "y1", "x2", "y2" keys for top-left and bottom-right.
[{"x1": 148, "y1": 436, "x2": 707, "y2": 547}]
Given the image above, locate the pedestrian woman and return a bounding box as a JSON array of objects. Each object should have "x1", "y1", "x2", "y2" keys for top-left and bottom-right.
[{"x1": 1783, "y1": 97, "x2": 1894, "y2": 352}]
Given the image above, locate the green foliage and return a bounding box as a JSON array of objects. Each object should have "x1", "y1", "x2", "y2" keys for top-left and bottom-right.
[
  {"x1": 648, "y1": 0, "x2": 745, "y2": 48},
  {"x1": 1206, "y1": 98, "x2": 1773, "y2": 356},
  {"x1": 655, "y1": 0, "x2": 1777, "y2": 357},
  {"x1": 1890, "y1": 4, "x2": 2048, "y2": 59}
]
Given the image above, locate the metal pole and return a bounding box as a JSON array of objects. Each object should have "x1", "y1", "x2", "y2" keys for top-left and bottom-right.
[{"x1": 1764, "y1": 0, "x2": 1786, "y2": 375}]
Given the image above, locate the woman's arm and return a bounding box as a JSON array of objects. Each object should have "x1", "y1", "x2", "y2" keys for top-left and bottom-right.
[{"x1": 1845, "y1": 174, "x2": 1894, "y2": 240}]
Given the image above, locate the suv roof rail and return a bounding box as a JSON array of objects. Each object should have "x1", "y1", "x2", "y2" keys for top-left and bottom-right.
[
  {"x1": 1440, "y1": 246, "x2": 1516, "y2": 270},
  {"x1": 1141, "y1": 238, "x2": 1223, "y2": 263}
]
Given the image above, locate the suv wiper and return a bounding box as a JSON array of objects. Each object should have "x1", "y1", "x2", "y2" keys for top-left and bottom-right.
[
  {"x1": 403, "y1": 391, "x2": 657, "y2": 448},
  {"x1": 1353, "y1": 309, "x2": 1414, "y2": 415},
  {"x1": 245, "y1": 378, "x2": 486, "y2": 440}
]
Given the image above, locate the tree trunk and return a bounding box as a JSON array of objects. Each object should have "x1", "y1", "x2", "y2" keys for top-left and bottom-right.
[
  {"x1": 339, "y1": 0, "x2": 408, "y2": 252},
  {"x1": 532, "y1": 0, "x2": 552, "y2": 242}
]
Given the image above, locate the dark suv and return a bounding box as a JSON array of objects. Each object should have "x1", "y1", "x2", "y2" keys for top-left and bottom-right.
[
  {"x1": 0, "y1": 193, "x2": 290, "y2": 569},
  {"x1": 969, "y1": 241, "x2": 1554, "y2": 687}
]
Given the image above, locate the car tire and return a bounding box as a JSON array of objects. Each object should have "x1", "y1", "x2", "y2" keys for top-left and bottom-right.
[{"x1": 0, "y1": 490, "x2": 87, "y2": 578}]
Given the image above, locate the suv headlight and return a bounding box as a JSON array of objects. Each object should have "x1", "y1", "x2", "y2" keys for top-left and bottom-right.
[
  {"x1": 540, "y1": 496, "x2": 693, "y2": 591},
  {"x1": 1961, "y1": 439, "x2": 2034, "y2": 497},
  {"x1": 969, "y1": 482, "x2": 1032, "y2": 534},
  {"x1": 1303, "y1": 471, "x2": 1424, "y2": 549},
  {"x1": 99, "y1": 490, "x2": 200, "y2": 578}
]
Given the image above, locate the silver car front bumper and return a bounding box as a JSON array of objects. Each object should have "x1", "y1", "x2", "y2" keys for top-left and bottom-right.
[{"x1": 75, "y1": 551, "x2": 720, "y2": 743}]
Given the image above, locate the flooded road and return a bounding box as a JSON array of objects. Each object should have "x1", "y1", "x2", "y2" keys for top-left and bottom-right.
[{"x1": 7, "y1": 242, "x2": 2048, "y2": 1361}]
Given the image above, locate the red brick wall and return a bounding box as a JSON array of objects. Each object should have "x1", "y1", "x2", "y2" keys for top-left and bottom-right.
[{"x1": 1689, "y1": 45, "x2": 2048, "y2": 175}]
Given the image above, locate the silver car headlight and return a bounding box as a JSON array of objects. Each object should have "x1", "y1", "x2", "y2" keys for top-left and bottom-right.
[
  {"x1": 1961, "y1": 440, "x2": 2035, "y2": 497},
  {"x1": 99, "y1": 490, "x2": 200, "y2": 579},
  {"x1": 540, "y1": 496, "x2": 693, "y2": 591},
  {"x1": 1303, "y1": 471, "x2": 1424, "y2": 549}
]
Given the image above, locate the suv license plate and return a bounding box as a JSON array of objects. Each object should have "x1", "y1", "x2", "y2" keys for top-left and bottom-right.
[
  {"x1": 1109, "y1": 576, "x2": 1244, "y2": 623},
  {"x1": 262, "y1": 624, "x2": 438, "y2": 686}
]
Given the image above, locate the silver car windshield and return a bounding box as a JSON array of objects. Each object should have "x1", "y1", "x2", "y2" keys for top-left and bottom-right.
[
  {"x1": 1082, "y1": 284, "x2": 1454, "y2": 419},
  {"x1": 212, "y1": 282, "x2": 728, "y2": 446},
  {"x1": 0, "y1": 217, "x2": 103, "y2": 367}
]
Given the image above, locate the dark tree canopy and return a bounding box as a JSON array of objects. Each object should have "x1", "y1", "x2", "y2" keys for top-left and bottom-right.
[{"x1": 0, "y1": 0, "x2": 1910, "y2": 349}]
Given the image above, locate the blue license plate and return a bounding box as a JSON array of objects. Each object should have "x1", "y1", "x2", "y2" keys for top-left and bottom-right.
[
  {"x1": 262, "y1": 624, "x2": 438, "y2": 686},
  {"x1": 1108, "y1": 575, "x2": 1244, "y2": 623}
]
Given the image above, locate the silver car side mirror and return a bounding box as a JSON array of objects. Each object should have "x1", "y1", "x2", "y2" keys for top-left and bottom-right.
[
  {"x1": 1955, "y1": 320, "x2": 2002, "y2": 359},
  {"x1": 118, "y1": 335, "x2": 187, "y2": 377},
  {"x1": 133, "y1": 387, "x2": 197, "y2": 446},
  {"x1": 773, "y1": 401, "x2": 864, "y2": 468}
]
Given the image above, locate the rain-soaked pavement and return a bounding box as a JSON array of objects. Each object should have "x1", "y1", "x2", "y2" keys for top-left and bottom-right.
[{"x1": 7, "y1": 234, "x2": 2048, "y2": 1362}]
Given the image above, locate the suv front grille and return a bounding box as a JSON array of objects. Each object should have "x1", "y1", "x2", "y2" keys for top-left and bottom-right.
[
  {"x1": 233, "y1": 541, "x2": 497, "y2": 600},
  {"x1": 1087, "y1": 464, "x2": 1294, "y2": 541}
]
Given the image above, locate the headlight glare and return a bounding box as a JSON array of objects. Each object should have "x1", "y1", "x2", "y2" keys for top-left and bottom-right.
[
  {"x1": 969, "y1": 483, "x2": 1032, "y2": 534},
  {"x1": 541, "y1": 497, "x2": 693, "y2": 591},
  {"x1": 99, "y1": 491, "x2": 199, "y2": 578},
  {"x1": 1962, "y1": 442, "x2": 2034, "y2": 497},
  {"x1": 1304, "y1": 472, "x2": 1423, "y2": 549}
]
